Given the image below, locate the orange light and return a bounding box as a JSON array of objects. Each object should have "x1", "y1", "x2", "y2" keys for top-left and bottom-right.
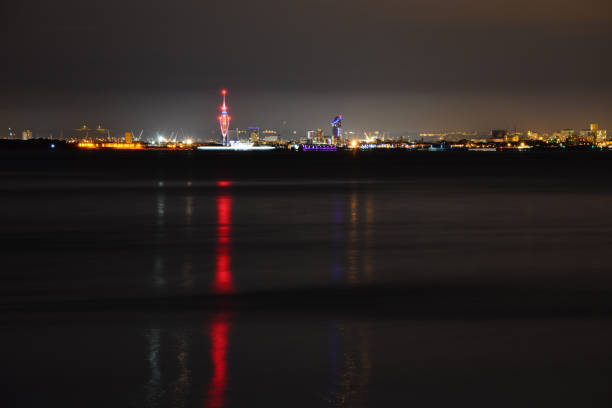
[{"x1": 221, "y1": 89, "x2": 227, "y2": 95}]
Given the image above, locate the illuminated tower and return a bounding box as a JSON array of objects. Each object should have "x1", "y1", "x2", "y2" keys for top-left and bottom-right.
[
  {"x1": 218, "y1": 89, "x2": 231, "y2": 146},
  {"x1": 331, "y1": 115, "x2": 342, "y2": 145}
]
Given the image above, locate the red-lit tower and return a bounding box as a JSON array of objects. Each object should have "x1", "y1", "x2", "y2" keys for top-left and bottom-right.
[{"x1": 218, "y1": 89, "x2": 231, "y2": 146}]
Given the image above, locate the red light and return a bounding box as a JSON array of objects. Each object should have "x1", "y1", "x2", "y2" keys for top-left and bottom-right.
[
  {"x1": 217, "y1": 180, "x2": 231, "y2": 187},
  {"x1": 214, "y1": 194, "x2": 234, "y2": 294},
  {"x1": 221, "y1": 89, "x2": 227, "y2": 95},
  {"x1": 205, "y1": 312, "x2": 231, "y2": 408}
]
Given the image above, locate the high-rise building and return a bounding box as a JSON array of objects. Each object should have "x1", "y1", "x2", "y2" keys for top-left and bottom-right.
[
  {"x1": 280, "y1": 120, "x2": 289, "y2": 140},
  {"x1": 306, "y1": 130, "x2": 316, "y2": 141},
  {"x1": 331, "y1": 115, "x2": 342, "y2": 144},
  {"x1": 22, "y1": 129, "x2": 32, "y2": 140},
  {"x1": 589, "y1": 124, "x2": 607, "y2": 142},
  {"x1": 248, "y1": 127, "x2": 260, "y2": 143},
  {"x1": 315, "y1": 129, "x2": 325, "y2": 144},
  {"x1": 124, "y1": 131, "x2": 133, "y2": 144}
]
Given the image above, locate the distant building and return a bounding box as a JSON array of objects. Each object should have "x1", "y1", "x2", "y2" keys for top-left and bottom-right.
[
  {"x1": 527, "y1": 130, "x2": 541, "y2": 140},
  {"x1": 364, "y1": 130, "x2": 388, "y2": 141},
  {"x1": 74, "y1": 123, "x2": 110, "y2": 141},
  {"x1": 124, "y1": 132, "x2": 133, "y2": 143},
  {"x1": 306, "y1": 130, "x2": 316, "y2": 141},
  {"x1": 490, "y1": 129, "x2": 507, "y2": 142},
  {"x1": 22, "y1": 129, "x2": 32, "y2": 140},
  {"x1": 579, "y1": 129, "x2": 595, "y2": 143},
  {"x1": 597, "y1": 129, "x2": 607, "y2": 141},
  {"x1": 589, "y1": 123, "x2": 606, "y2": 142},
  {"x1": 508, "y1": 131, "x2": 523, "y2": 142},
  {"x1": 261, "y1": 129, "x2": 279, "y2": 138},
  {"x1": 331, "y1": 115, "x2": 342, "y2": 144},
  {"x1": 279, "y1": 120, "x2": 289, "y2": 140},
  {"x1": 235, "y1": 128, "x2": 250, "y2": 141},
  {"x1": 248, "y1": 127, "x2": 260, "y2": 143},
  {"x1": 315, "y1": 129, "x2": 325, "y2": 144},
  {"x1": 559, "y1": 129, "x2": 575, "y2": 142},
  {"x1": 259, "y1": 129, "x2": 279, "y2": 142},
  {"x1": 262, "y1": 135, "x2": 279, "y2": 142}
]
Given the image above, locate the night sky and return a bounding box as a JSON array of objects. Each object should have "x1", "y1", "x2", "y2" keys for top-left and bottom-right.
[{"x1": 2, "y1": 0, "x2": 611, "y2": 135}]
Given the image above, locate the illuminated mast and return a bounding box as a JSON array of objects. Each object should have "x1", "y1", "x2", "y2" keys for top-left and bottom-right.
[{"x1": 218, "y1": 89, "x2": 231, "y2": 146}]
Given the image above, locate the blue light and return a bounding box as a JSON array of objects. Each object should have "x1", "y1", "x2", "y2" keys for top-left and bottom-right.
[{"x1": 50, "y1": 144, "x2": 55, "y2": 149}]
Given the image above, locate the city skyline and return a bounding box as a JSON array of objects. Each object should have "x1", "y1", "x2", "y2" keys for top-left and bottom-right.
[
  {"x1": 2, "y1": 90, "x2": 611, "y2": 136},
  {"x1": 2, "y1": 0, "x2": 611, "y2": 133}
]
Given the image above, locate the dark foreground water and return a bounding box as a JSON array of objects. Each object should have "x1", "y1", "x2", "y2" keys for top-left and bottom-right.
[{"x1": 2, "y1": 149, "x2": 612, "y2": 406}]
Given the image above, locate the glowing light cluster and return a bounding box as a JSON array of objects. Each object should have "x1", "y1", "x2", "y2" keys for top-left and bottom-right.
[
  {"x1": 77, "y1": 142, "x2": 144, "y2": 150},
  {"x1": 302, "y1": 145, "x2": 337, "y2": 151}
]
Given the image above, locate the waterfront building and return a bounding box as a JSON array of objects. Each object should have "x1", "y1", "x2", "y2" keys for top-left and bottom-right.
[
  {"x1": 22, "y1": 129, "x2": 32, "y2": 140},
  {"x1": 508, "y1": 131, "x2": 523, "y2": 142},
  {"x1": 248, "y1": 127, "x2": 260, "y2": 143},
  {"x1": 235, "y1": 128, "x2": 250, "y2": 141},
  {"x1": 316, "y1": 129, "x2": 325, "y2": 144},
  {"x1": 579, "y1": 129, "x2": 595, "y2": 143},
  {"x1": 559, "y1": 129, "x2": 575, "y2": 142},
  {"x1": 490, "y1": 129, "x2": 507, "y2": 142},
  {"x1": 527, "y1": 131, "x2": 541, "y2": 140},
  {"x1": 331, "y1": 115, "x2": 342, "y2": 145},
  {"x1": 261, "y1": 129, "x2": 279, "y2": 142},
  {"x1": 597, "y1": 129, "x2": 607, "y2": 141},
  {"x1": 74, "y1": 123, "x2": 110, "y2": 141}
]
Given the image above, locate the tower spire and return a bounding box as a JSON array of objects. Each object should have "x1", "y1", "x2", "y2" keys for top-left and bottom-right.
[{"x1": 218, "y1": 89, "x2": 231, "y2": 146}]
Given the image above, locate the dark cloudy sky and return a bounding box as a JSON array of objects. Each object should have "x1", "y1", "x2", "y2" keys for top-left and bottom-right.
[{"x1": 1, "y1": 0, "x2": 611, "y2": 135}]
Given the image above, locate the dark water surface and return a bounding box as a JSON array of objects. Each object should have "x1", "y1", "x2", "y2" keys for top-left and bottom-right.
[{"x1": 2, "y1": 150, "x2": 612, "y2": 406}]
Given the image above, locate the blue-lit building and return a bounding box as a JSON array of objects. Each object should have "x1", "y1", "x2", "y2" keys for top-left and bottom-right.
[{"x1": 331, "y1": 115, "x2": 342, "y2": 144}]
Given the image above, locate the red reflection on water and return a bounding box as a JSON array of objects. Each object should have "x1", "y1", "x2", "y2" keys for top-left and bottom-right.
[
  {"x1": 214, "y1": 194, "x2": 234, "y2": 294},
  {"x1": 217, "y1": 180, "x2": 232, "y2": 187},
  {"x1": 205, "y1": 313, "x2": 231, "y2": 408}
]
